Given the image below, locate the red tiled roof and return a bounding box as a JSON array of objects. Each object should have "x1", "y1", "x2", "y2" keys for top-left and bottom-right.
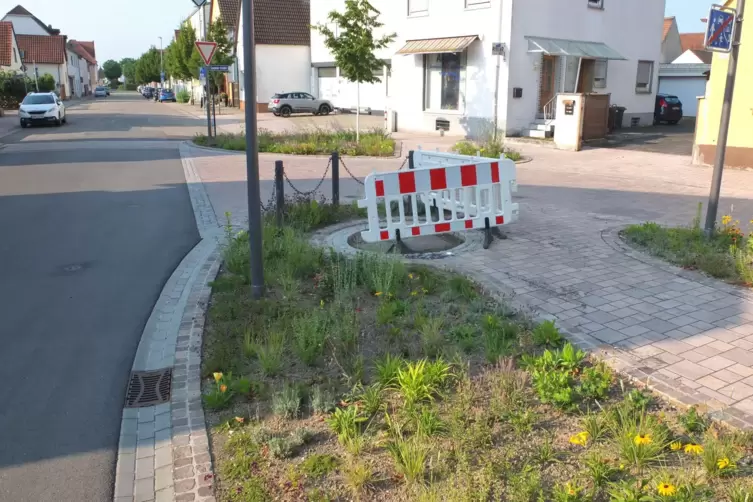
[
  {"x1": 0, "y1": 21, "x2": 15, "y2": 66},
  {"x1": 663, "y1": 17, "x2": 675, "y2": 41},
  {"x1": 680, "y1": 33, "x2": 706, "y2": 52},
  {"x1": 78, "y1": 41, "x2": 96, "y2": 59},
  {"x1": 69, "y1": 40, "x2": 95, "y2": 64},
  {"x1": 16, "y1": 34, "x2": 66, "y2": 64}
]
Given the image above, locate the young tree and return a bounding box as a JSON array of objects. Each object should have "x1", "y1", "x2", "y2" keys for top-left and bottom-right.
[
  {"x1": 120, "y1": 57, "x2": 137, "y2": 83},
  {"x1": 173, "y1": 22, "x2": 201, "y2": 81},
  {"x1": 206, "y1": 19, "x2": 234, "y2": 93},
  {"x1": 134, "y1": 48, "x2": 161, "y2": 84},
  {"x1": 37, "y1": 73, "x2": 56, "y2": 92},
  {"x1": 314, "y1": 0, "x2": 395, "y2": 142},
  {"x1": 102, "y1": 60, "x2": 123, "y2": 81}
]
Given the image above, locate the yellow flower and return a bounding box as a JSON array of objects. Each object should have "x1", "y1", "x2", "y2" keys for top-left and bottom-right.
[
  {"x1": 565, "y1": 482, "x2": 578, "y2": 496},
  {"x1": 634, "y1": 434, "x2": 652, "y2": 445},
  {"x1": 717, "y1": 457, "x2": 733, "y2": 470},
  {"x1": 569, "y1": 431, "x2": 589, "y2": 446},
  {"x1": 234, "y1": 416, "x2": 245, "y2": 424},
  {"x1": 410, "y1": 291, "x2": 418, "y2": 296},
  {"x1": 684, "y1": 443, "x2": 704, "y2": 455},
  {"x1": 320, "y1": 299, "x2": 325, "y2": 308},
  {"x1": 408, "y1": 273, "x2": 414, "y2": 280},
  {"x1": 722, "y1": 215, "x2": 732, "y2": 225},
  {"x1": 213, "y1": 372, "x2": 223, "y2": 383},
  {"x1": 657, "y1": 483, "x2": 676, "y2": 496},
  {"x1": 670, "y1": 441, "x2": 682, "y2": 451},
  {"x1": 422, "y1": 288, "x2": 429, "y2": 294},
  {"x1": 619, "y1": 464, "x2": 625, "y2": 470},
  {"x1": 220, "y1": 384, "x2": 228, "y2": 393},
  {"x1": 375, "y1": 291, "x2": 383, "y2": 297}
]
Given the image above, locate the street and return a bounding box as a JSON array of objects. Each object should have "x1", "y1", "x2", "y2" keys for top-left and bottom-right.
[{"x1": 0, "y1": 93, "x2": 200, "y2": 502}]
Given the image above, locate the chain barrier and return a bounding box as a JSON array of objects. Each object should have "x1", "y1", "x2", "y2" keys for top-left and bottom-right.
[
  {"x1": 260, "y1": 182, "x2": 276, "y2": 212},
  {"x1": 283, "y1": 157, "x2": 332, "y2": 196},
  {"x1": 397, "y1": 155, "x2": 409, "y2": 171},
  {"x1": 339, "y1": 156, "x2": 364, "y2": 186}
]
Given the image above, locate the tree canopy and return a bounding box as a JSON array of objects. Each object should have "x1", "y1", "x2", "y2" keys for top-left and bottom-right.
[
  {"x1": 166, "y1": 22, "x2": 201, "y2": 81},
  {"x1": 313, "y1": 0, "x2": 394, "y2": 84},
  {"x1": 120, "y1": 58, "x2": 136, "y2": 83},
  {"x1": 102, "y1": 60, "x2": 122, "y2": 81},
  {"x1": 134, "y1": 47, "x2": 162, "y2": 83},
  {"x1": 206, "y1": 19, "x2": 234, "y2": 91}
]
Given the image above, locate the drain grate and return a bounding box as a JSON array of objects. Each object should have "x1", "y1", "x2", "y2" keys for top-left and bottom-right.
[{"x1": 125, "y1": 368, "x2": 172, "y2": 408}]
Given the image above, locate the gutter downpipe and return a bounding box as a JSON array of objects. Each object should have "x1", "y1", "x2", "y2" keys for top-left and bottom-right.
[{"x1": 492, "y1": 0, "x2": 505, "y2": 141}]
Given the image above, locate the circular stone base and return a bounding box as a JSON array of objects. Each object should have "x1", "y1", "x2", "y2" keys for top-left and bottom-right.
[{"x1": 311, "y1": 219, "x2": 485, "y2": 260}]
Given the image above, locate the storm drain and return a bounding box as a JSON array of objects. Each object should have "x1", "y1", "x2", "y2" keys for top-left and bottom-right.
[{"x1": 125, "y1": 368, "x2": 172, "y2": 408}]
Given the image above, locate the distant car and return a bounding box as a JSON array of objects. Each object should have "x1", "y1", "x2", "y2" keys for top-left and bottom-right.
[
  {"x1": 18, "y1": 92, "x2": 67, "y2": 127},
  {"x1": 94, "y1": 86, "x2": 108, "y2": 98},
  {"x1": 654, "y1": 93, "x2": 683, "y2": 125},
  {"x1": 142, "y1": 87, "x2": 153, "y2": 99},
  {"x1": 158, "y1": 88, "x2": 176, "y2": 103},
  {"x1": 269, "y1": 92, "x2": 334, "y2": 117}
]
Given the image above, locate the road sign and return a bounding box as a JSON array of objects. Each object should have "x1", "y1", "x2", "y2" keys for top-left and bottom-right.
[
  {"x1": 705, "y1": 5, "x2": 737, "y2": 52},
  {"x1": 492, "y1": 42, "x2": 505, "y2": 56},
  {"x1": 199, "y1": 66, "x2": 207, "y2": 84},
  {"x1": 160, "y1": 71, "x2": 165, "y2": 80},
  {"x1": 195, "y1": 41, "x2": 218, "y2": 65},
  {"x1": 209, "y1": 65, "x2": 229, "y2": 72}
]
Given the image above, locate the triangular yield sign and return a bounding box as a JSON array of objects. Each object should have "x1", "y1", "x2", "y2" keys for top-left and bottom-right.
[{"x1": 195, "y1": 41, "x2": 218, "y2": 65}]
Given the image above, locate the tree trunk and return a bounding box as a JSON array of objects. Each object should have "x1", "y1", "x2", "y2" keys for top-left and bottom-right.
[{"x1": 356, "y1": 82, "x2": 360, "y2": 143}]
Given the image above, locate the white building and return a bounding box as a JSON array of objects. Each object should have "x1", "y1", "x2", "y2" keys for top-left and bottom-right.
[
  {"x1": 66, "y1": 41, "x2": 93, "y2": 97},
  {"x1": 237, "y1": 0, "x2": 311, "y2": 112},
  {"x1": 657, "y1": 49, "x2": 711, "y2": 117},
  {"x1": 312, "y1": 0, "x2": 664, "y2": 137}
]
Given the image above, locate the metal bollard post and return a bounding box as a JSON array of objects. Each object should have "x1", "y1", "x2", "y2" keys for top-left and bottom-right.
[
  {"x1": 408, "y1": 150, "x2": 415, "y2": 170},
  {"x1": 331, "y1": 151, "x2": 340, "y2": 207},
  {"x1": 275, "y1": 160, "x2": 284, "y2": 228}
]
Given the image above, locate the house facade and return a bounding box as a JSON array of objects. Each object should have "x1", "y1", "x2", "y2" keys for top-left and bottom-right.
[
  {"x1": 661, "y1": 17, "x2": 683, "y2": 63},
  {"x1": 236, "y1": 0, "x2": 311, "y2": 112},
  {"x1": 313, "y1": 0, "x2": 663, "y2": 137},
  {"x1": 66, "y1": 41, "x2": 93, "y2": 97},
  {"x1": 76, "y1": 41, "x2": 98, "y2": 92},
  {"x1": 0, "y1": 21, "x2": 22, "y2": 72},
  {"x1": 694, "y1": 0, "x2": 753, "y2": 168}
]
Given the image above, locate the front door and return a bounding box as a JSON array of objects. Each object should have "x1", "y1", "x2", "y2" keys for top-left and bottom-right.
[{"x1": 538, "y1": 55, "x2": 556, "y2": 113}]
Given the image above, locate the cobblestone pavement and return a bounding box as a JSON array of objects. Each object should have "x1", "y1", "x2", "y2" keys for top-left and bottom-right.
[{"x1": 186, "y1": 142, "x2": 753, "y2": 432}]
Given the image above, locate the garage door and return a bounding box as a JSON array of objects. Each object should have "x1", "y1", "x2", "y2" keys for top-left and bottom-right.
[
  {"x1": 658, "y1": 77, "x2": 707, "y2": 117},
  {"x1": 317, "y1": 67, "x2": 339, "y2": 104}
]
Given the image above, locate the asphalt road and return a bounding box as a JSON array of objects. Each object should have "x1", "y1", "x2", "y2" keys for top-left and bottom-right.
[{"x1": 0, "y1": 93, "x2": 200, "y2": 502}]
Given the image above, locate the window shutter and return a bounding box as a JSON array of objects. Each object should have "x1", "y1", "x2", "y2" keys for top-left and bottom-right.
[
  {"x1": 593, "y1": 59, "x2": 607, "y2": 88},
  {"x1": 636, "y1": 61, "x2": 651, "y2": 85}
]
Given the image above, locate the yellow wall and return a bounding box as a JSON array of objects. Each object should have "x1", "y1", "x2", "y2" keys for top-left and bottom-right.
[{"x1": 696, "y1": 0, "x2": 753, "y2": 148}]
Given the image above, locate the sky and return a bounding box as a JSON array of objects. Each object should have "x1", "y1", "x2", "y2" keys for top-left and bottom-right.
[
  {"x1": 6, "y1": 0, "x2": 714, "y2": 66},
  {"x1": 665, "y1": 0, "x2": 716, "y2": 33},
  {"x1": 5, "y1": 0, "x2": 192, "y2": 64}
]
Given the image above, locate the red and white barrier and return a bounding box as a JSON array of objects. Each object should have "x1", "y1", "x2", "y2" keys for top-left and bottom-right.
[{"x1": 357, "y1": 150, "x2": 519, "y2": 246}]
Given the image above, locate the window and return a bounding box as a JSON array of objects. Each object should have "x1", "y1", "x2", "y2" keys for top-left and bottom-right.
[
  {"x1": 588, "y1": 0, "x2": 604, "y2": 8},
  {"x1": 424, "y1": 52, "x2": 466, "y2": 111},
  {"x1": 373, "y1": 66, "x2": 384, "y2": 77},
  {"x1": 593, "y1": 59, "x2": 607, "y2": 88},
  {"x1": 13, "y1": 49, "x2": 17, "y2": 63},
  {"x1": 318, "y1": 67, "x2": 336, "y2": 78},
  {"x1": 635, "y1": 60, "x2": 653, "y2": 93},
  {"x1": 301, "y1": 93, "x2": 315, "y2": 99},
  {"x1": 465, "y1": 0, "x2": 490, "y2": 7},
  {"x1": 408, "y1": 0, "x2": 428, "y2": 16}
]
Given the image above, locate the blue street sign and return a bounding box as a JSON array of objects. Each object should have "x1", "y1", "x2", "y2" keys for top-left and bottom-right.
[
  {"x1": 199, "y1": 67, "x2": 207, "y2": 77},
  {"x1": 160, "y1": 71, "x2": 165, "y2": 80},
  {"x1": 209, "y1": 65, "x2": 229, "y2": 72},
  {"x1": 705, "y1": 6, "x2": 736, "y2": 52}
]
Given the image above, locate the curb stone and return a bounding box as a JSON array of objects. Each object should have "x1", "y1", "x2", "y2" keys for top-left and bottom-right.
[{"x1": 113, "y1": 144, "x2": 223, "y2": 502}]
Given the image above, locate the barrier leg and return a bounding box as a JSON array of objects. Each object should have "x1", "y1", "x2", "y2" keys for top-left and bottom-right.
[{"x1": 483, "y1": 217, "x2": 493, "y2": 250}]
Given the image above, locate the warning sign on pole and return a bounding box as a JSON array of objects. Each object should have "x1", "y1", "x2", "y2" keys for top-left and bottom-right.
[{"x1": 195, "y1": 41, "x2": 218, "y2": 65}]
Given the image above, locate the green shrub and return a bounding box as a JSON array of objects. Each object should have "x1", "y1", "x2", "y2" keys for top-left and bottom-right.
[
  {"x1": 453, "y1": 139, "x2": 521, "y2": 161},
  {"x1": 176, "y1": 89, "x2": 190, "y2": 103}
]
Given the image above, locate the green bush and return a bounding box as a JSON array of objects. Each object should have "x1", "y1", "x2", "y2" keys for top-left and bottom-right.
[
  {"x1": 176, "y1": 89, "x2": 190, "y2": 103},
  {"x1": 453, "y1": 139, "x2": 522, "y2": 161}
]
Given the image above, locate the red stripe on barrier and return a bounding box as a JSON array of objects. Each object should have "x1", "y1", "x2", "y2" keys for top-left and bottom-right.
[
  {"x1": 411, "y1": 227, "x2": 421, "y2": 236},
  {"x1": 375, "y1": 179, "x2": 385, "y2": 197},
  {"x1": 496, "y1": 216, "x2": 504, "y2": 225},
  {"x1": 398, "y1": 171, "x2": 416, "y2": 194},
  {"x1": 491, "y1": 162, "x2": 500, "y2": 183},
  {"x1": 429, "y1": 168, "x2": 447, "y2": 190},
  {"x1": 380, "y1": 230, "x2": 389, "y2": 240},
  {"x1": 465, "y1": 220, "x2": 473, "y2": 229},
  {"x1": 460, "y1": 164, "x2": 477, "y2": 187},
  {"x1": 435, "y1": 223, "x2": 451, "y2": 233}
]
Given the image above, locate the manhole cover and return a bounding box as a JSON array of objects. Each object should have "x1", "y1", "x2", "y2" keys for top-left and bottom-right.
[{"x1": 125, "y1": 368, "x2": 172, "y2": 408}]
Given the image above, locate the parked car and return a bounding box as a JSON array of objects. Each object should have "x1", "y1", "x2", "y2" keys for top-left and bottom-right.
[
  {"x1": 153, "y1": 88, "x2": 162, "y2": 102},
  {"x1": 142, "y1": 87, "x2": 154, "y2": 99},
  {"x1": 654, "y1": 93, "x2": 683, "y2": 125},
  {"x1": 269, "y1": 92, "x2": 334, "y2": 117},
  {"x1": 94, "y1": 86, "x2": 108, "y2": 98},
  {"x1": 158, "y1": 88, "x2": 176, "y2": 103},
  {"x1": 18, "y1": 92, "x2": 67, "y2": 127}
]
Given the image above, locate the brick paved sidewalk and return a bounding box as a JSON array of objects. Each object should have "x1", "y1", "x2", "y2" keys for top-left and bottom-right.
[{"x1": 183, "y1": 142, "x2": 753, "y2": 429}]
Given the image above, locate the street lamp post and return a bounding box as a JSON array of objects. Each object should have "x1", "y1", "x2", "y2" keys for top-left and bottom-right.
[{"x1": 158, "y1": 36, "x2": 164, "y2": 87}]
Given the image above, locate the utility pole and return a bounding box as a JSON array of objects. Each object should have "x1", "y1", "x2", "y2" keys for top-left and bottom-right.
[
  {"x1": 158, "y1": 36, "x2": 164, "y2": 87},
  {"x1": 33, "y1": 60, "x2": 39, "y2": 92},
  {"x1": 705, "y1": 0, "x2": 745, "y2": 236},
  {"x1": 241, "y1": 0, "x2": 264, "y2": 298}
]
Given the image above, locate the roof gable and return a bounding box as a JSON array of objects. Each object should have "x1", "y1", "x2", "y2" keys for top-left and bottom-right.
[
  {"x1": 0, "y1": 21, "x2": 16, "y2": 66},
  {"x1": 680, "y1": 33, "x2": 705, "y2": 52},
  {"x1": 78, "y1": 41, "x2": 95, "y2": 59},
  {"x1": 4, "y1": 4, "x2": 60, "y2": 35},
  {"x1": 16, "y1": 34, "x2": 66, "y2": 64},
  {"x1": 663, "y1": 17, "x2": 675, "y2": 41},
  {"x1": 69, "y1": 40, "x2": 95, "y2": 64}
]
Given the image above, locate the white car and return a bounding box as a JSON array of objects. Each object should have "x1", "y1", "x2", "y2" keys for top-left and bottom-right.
[
  {"x1": 94, "y1": 86, "x2": 108, "y2": 98},
  {"x1": 19, "y1": 92, "x2": 67, "y2": 128}
]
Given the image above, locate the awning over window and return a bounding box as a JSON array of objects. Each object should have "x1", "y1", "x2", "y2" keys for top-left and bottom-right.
[
  {"x1": 397, "y1": 36, "x2": 479, "y2": 55},
  {"x1": 525, "y1": 36, "x2": 626, "y2": 60}
]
